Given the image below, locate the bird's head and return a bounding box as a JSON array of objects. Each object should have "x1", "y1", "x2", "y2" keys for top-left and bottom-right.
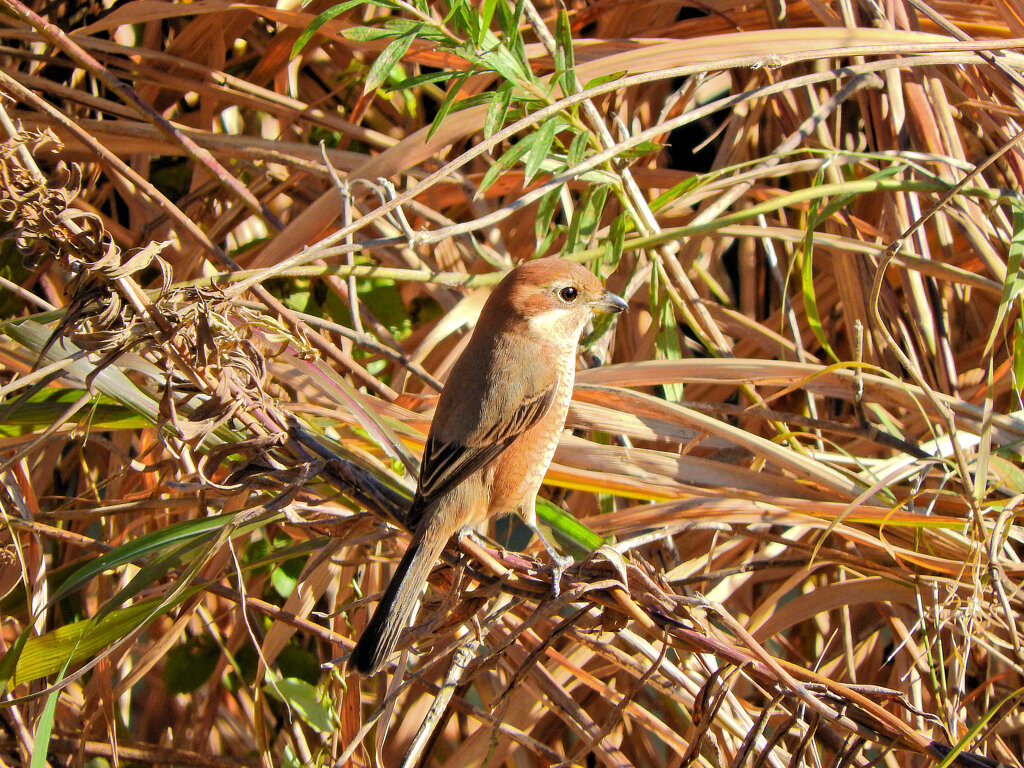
[{"x1": 483, "y1": 257, "x2": 628, "y2": 343}]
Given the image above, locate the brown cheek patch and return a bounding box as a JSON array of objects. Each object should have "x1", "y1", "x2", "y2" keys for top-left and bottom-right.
[{"x1": 516, "y1": 289, "x2": 558, "y2": 316}]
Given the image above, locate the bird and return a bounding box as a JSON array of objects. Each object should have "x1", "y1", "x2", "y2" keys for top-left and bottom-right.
[{"x1": 351, "y1": 257, "x2": 627, "y2": 676}]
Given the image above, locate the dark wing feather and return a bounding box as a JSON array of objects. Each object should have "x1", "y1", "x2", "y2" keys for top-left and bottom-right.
[{"x1": 406, "y1": 383, "x2": 557, "y2": 530}]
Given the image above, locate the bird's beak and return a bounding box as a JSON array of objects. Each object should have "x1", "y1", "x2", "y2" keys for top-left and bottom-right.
[{"x1": 592, "y1": 290, "x2": 628, "y2": 315}]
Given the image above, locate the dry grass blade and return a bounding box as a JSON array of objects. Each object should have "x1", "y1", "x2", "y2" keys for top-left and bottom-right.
[{"x1": 1, "y1": 0, "x2": 1023, "y2": 766}]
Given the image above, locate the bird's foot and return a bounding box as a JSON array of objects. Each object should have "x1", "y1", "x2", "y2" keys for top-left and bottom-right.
[
  {"x1": 548, "y1": 551, "x2": 574, "y2": 598},
  {"x1": 456, "y1": 526, "x2": 488, "y2": 548},
  {"x1": 538, "y1": 538, "x2": 574, "y2": 598}
]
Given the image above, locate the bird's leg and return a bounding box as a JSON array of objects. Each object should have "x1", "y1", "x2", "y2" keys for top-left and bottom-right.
[
  {"x1": 456, "y1": 525, "x2": 489, "y2": 549},
  {"x1": 521, "y1": 501, "x2": 573, "y2": 598}
]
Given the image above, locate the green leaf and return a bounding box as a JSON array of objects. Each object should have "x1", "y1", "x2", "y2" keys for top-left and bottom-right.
[
  {"x1": 989, "y1": 454, "x2": 1024, "y2": 494},
  {"x1": 578, "y1": 184, "x2": 609, "y2": 243},
  {"x1": 164, "y1": 636, "x2": 220, "y2": 694},
  {"x1": 383, "y1": 69, "x2": 458, "y2": 93},
  {"x1": 535, "y1": 186, "x2": 562, "y2": 241},
  {"x1": 265, "y1": 677, "x2": 334, "y2": 734},
  {"x1": 446, "y1": 92, "x2": 505, "y2": 112},
  {"x1": 480, "y1": 0, "x2": 499, "y2": 36},
  {"x1": 479, "y1": 131, "x2": 539, "y2": 193},
  {"x1": 506, "y1": 0, "x2": 530, "y2": 67},
  {"x1": 985, "y1": 198, "x2": 1024, "y2": 357},
  {"x1": 553, "y1": 6, "x2": 576, "y2": 94},
  {"x1": 537, "y1": 498, "x2": 605, "y2": 556},
  {"x1": 0, "y1": 388, "x2": 146, "y2": 436},
  {"x1": 484, "y1": 81, "x2": 514, "y2": 138},
  {"x1": 536, "y1": 220, "x2": 562, "y2": 256},
  {"x1": 445, "y1": 0, "x2": 482, "y2": 43},
  {"x1": 0, "y1": 623, "x2": 31, "y2": 692},
  {"x1": 427, "y1": 69, "x2": 473, "y2": 140},
  {"x1": 13, "y1": 596, "x2": 184, "y2": 685},
  {"x1": 935, "y1": 688, "x2": 1024, "y2": 768},
  {"x1": 49, "y1": 513, "x2": 233, "y2": 606},
  {"x1": 291, "y1": 0, "x2": 394, "y2": 58},
  {"x1": 616, "y1": 140, "x2": 664, "y2": 159},
  {"x1": 607, "y1": 211, "x2": 629, "y2": 264},
  {"x1": 1015, "y1": 316, "x2": 1024, "y2": 393},
  {"x1": 524, "y1": 118, "x2": 559, "y2": 184},
  {"x1": 583, "y1": 70, "x2": 627, "y2": 90},
  {"x1": 567, "y1": 130, "x2": 589, "y2": 168},
  {"x1": 650, "y1": 175, "x2": 703, "y2": 212},
  {"x1": 30, "y1": 662, "x2": 69, "y2": 768},
  {"x1": 567, "y1": 183, "x2": 609, "y2": 253},
  {"x1": 277, "y1": 644, "x2": 322, "y2": 686},
  {"x1": 493, "y1": 0, "x2": 519, "y2": 37},
  {"x1": 342, "y1": 18, "x2": 426, "y2": 42},
  {"x1": 801, "y1": 166, "x2": 839, "y2": 363},
  {"x1": 364, "y1": 26, "x2": 419, "y2": 95},
  {"x1": 656, "y1": 299, "x2": 684, "y2": 402},
  {"x1": 479, "y1": 35, "x2": 531, "y2": 84},
  {"x1": 94, "y1": 537, "x2": 205, "y2": 623},
  {"x1": 270, "y1": 555, "x2": 305, "y2": 599}
]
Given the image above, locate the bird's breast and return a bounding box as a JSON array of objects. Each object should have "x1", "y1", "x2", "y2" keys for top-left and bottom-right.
[{"x1": 487, "y1": 344, "x2": 577, "y2": 515}]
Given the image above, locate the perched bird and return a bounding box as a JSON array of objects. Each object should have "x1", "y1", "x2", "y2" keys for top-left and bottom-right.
[{"x1": 351, "y1": 257, "x2": 627, "y2": 676}]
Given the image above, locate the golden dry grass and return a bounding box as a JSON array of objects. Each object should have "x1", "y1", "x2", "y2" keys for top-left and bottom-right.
[{"x1": 1, "y1": 0, "x2": 1024, "y2": 766}]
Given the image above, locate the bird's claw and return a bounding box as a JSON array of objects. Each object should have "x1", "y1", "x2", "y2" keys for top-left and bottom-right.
[{"x1": 548, "y1": 550, "x2": 574, "y2": 598}]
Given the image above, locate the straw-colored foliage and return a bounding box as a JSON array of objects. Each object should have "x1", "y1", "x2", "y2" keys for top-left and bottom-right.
[{"x1": 1, "y1": 0, "x2": 1023, "y2": 765}]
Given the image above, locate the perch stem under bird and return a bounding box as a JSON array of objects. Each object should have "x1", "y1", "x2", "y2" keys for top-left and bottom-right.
[{"x1": 351, "y1": 257, "x2": 627, "y2": 677}]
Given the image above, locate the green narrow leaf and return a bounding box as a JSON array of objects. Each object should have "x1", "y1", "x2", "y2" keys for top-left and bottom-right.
[
  {"x1": 291, "y1": 0, "x2": 391, "y2": 58},
  {"x1": 536, "y1": 220, "x2": 562, "y2": 256},
  {"x1": 607, "y1": 211, "x2": 629, "y2": 265},
  {"x1": 506, "y1": 0, "x2": 531, "y2": 77},
  {"x1": 0, "y1": 627, "x2": 31, "y2": 693},
  {"x1": 1014, "y1": 316, "x2": 1024, "y2": 393},
  {"x1": 616, "y1": 140, "x2": 665, "y2": 159},
  {"x1": 654, "y1": 284, "x2": 684, "y2": 402},
  {"x1": 342, "y1": 25, "x2": 403, "y2": 42},
  {"x1": 480, "y1": 0, "x2": 499, "y2": 34},
  {"x1": 536, "y1": 498, "x2": 605, "y2": 556},
  {"x1": 479, "y1": 131, "x2": 539, "y2": 193},
  {"x1": 523, "y1": 118, "x2": 559, "y2": 184},
  {"x1": 30, "y1": 661, "x2": 70, "y2": 768},
  {"x1": 578, "y1": 184, "x2": 609, "y2": 243},
  {"x1": 493, "y1": 0, "x2": 519, "y2": 36},
  {"x1": 93, "y1": 535, "x2": 213, "y2": 622},
  {"x1": 583, "y1": 70, "x2": 627, "y2": 90},
  {"x1": 364, "y1": 26, "x2": 419, "y2": 95},
  {"x1": 535, "y1": 186, "x2": 562, "y2": 241},
  {"x1": 480, "y1": 40, "x2": 530, "y2": 84},
  {"x1": 984, "y1": 198, "x2": 1024, "y2": 356},
  {"x1": 567, "y1": 130, "x2": 589, "y2": 168},
  {"x1": 445, "y1": 0, "x2": 479, "y2": 41},
  {"x1": 650, "y1": 175, "x2": 703, "y2": 212},
  {"x1": 383, "y1": 69, "x2": 457, "y2": 93},
  {"x1": 801, "y1": 167, "x2": 839, "y2": 363},
  {"x1": 484, "y1": 81, "x2": 514, "y2": 138},
  {"x1": 565, "y1": 183, "x2": 609, "y2": 254},
  {"x1": 265, "y1": 677, "x2": 335, "y2": 734},
  {"x1": 13, "y1": 596, "x2": 185, "y2": 685},
  {"x1": 49, "y1": 513, "x2": 234, "y2": 606},
  {"x1": 935, "y1": 688, "x2": 1024, "y2": 768},
  {"x1": 554, "y1": 5, "x2": 576, "y2": 94},
  {"x1": 427, "y1": 69, "x2": 473, "y2": 140}
]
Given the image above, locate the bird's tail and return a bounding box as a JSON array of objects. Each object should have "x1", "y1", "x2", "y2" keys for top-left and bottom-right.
[{"x1": 351, "y1": 519, "x2": 452, "y2": 675}]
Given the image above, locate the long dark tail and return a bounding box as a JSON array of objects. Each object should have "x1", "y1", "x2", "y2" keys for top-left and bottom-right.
[{"x1": 351, "y1": 522, "x2": 451, "y2": 675}]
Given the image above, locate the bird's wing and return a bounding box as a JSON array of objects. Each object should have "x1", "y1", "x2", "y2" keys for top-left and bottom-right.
[{"x1": 406, "y1": 382, "x2": 557, "y2": 529}]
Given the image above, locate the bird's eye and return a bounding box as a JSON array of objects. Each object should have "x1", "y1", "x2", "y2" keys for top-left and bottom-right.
[{"x1": 558, "y1": 286, "x2": 578, "y2": 302}]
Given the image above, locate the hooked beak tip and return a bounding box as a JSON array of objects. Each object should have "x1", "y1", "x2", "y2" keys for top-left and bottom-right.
[{"x1": 594, "y1": 290, "x2": 628, "y2": 314}]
